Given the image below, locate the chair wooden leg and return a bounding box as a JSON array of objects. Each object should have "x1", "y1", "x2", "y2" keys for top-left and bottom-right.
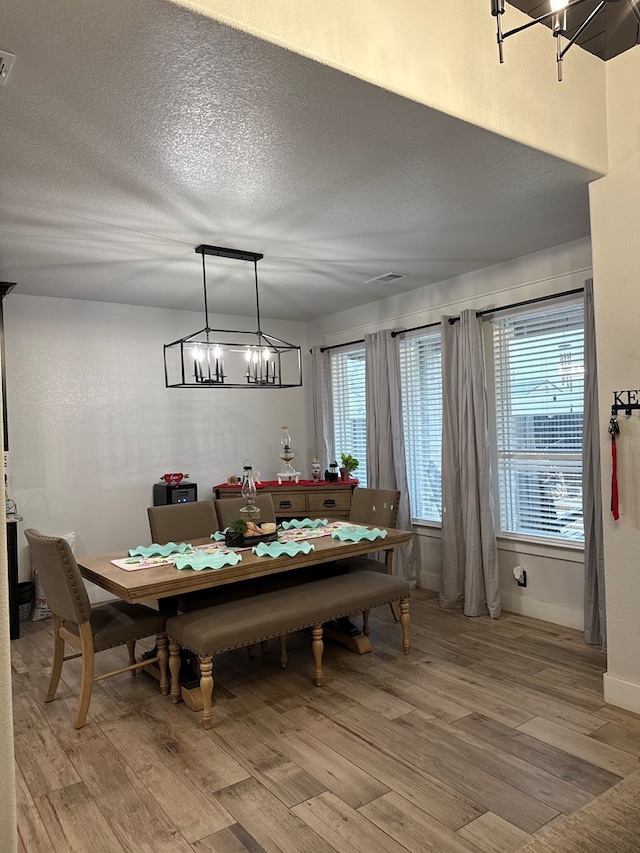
[
  {"x1": 199, "y1": 656, "x2": 214, "y2": 729},
  {"x1": 311, "y1": 624, "x2": 324, "y2": 686},
  {"x1": 156, "y1": 633, "x2": 169, "y2": 695},
  {"x1": 74, "y1": 623, "x2": 95, "y2": 729},
  {"x1": 362, "y1": 609, "x2": 370, "y2": 636},
  {"x1": 169, "y1": 641, "x2": 182, "y2": 704},
  {"x1": 279, "y1": 634, "x2": 288, "y2": 668},
  {"x1": 389, "y1": 601, "x2": 401, "y2": 622},
  {"x1": 46, "y1": 615, "x2": 65, "y2": 703},
  {"x1": 399, "y1": 598, "x2": 410, "y2": 655},
  {"x1": 126, "y1": 638, "x2": 136, "y2": 674}
]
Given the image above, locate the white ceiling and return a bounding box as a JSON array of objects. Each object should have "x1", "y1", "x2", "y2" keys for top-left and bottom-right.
[{"x1": 0, "y1": 0, "x2": 599, "y2": 322}]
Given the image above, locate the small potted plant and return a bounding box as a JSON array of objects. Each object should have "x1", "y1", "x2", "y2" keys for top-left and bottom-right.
[
  {"x1": 225, "y1": 517, "x2": 248, "y2": 547},
  {"x1": 224, "y1": 517, "x2": 272, "y2": 546},
  {"x1": 340, "y1": 453, "x2": 359, "y2": 481}
]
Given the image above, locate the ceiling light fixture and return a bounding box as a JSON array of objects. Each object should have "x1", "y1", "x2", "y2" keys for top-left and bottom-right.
[
  {"x1": 164, "y1": 244, "x2": 302, "y2": 389},
  {"x1": 491, "y1": 0, "x2": 636, "y2": 81}
]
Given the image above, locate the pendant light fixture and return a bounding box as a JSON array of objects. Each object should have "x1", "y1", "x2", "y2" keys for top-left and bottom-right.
[
  {"x1": 164, "y1": 244, "x2": 302, "y2": 389},
  {"x1": 491, "y1": 0, "x2": 638, "y2": 81}
]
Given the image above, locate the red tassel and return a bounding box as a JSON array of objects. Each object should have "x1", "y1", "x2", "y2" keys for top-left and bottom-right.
[{"x1": 611, "y1": 437, "x2": 619, "y2": 520}]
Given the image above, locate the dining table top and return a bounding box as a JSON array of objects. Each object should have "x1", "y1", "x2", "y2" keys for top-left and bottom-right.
[{"x1": 77, "y1": 525, "x2": 413, "y2": 604}]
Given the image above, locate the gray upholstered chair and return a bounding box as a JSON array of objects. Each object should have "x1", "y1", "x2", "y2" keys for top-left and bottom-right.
[
  {"x1": 214, "y1": 494, "x2": 276, "y2": 529},
  {"x1": 24, "y1": 528, "x2": 169, "y2": 729},
  {"x1": 148, "y1": 500, "x2": 218, "y2": 545},
  {"x1": 338, "y1": 487, "x2": 401, "y2": 573},
  {"x1": 147, "y1": 500, "x2": 255, "y2": 613}
]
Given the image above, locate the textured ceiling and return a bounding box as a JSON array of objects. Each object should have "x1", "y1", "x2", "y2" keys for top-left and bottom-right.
[
  {"x1": 508, "y1": 0, "x2": 640, "y2": 61},
  {"x1": 0, "y1": 0, "x2": 601, "y2": 322}
]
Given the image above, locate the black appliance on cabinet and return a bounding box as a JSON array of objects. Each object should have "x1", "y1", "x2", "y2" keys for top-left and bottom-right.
[{"x1": 152, "y1": 481, "x2": 198, "y2": 505}]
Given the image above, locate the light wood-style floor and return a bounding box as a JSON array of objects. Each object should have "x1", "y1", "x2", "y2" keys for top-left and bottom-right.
[{"x1": 11, "y1": 589, "x2": 640, "y2": 852}]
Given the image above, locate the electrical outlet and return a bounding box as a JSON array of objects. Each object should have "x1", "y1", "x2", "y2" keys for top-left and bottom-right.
[
  {"x1": 0, "y1": 50, "x2": 16, "y2": 85},
  {"x1": 517, "y1": 570, "x2": 527, "y2": 587}
]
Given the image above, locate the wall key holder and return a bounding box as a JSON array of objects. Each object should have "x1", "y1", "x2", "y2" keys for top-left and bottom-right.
[{"x1": 611, "y1": 390, "x2": 640, "y2": 417}]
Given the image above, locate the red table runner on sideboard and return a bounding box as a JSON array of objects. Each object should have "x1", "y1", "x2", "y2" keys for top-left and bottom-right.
[{"x1": 214, "y1": 479, "x2": 359, "y2": 489}]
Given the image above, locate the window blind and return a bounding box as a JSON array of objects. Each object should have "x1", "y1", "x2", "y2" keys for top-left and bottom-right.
[
  {"x1": 493, "y1": 302, "x2": 584, "y2": 542},
  {"x1": 399, "y1": 331, "x2": 442, "y2": 522},
  {"x1": 330, "y1": 347, "x2": 367, "y2": 486}
]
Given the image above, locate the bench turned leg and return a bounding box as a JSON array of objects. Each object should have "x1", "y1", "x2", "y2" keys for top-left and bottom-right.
[
  {"x1": 362, "y1": 609, "x2": 370, "y2": 636},
  {"x1": 156, "y1": 633, "x2": 170, "y2": 696},
  {"x1": 169, "y1": 641, "x2": 182, "y2": 704},
  {"x1": 399, "y1": 598, "x2": 410, "y2": 654},
  {"x1": 279, "y1": 635, "x2": 288, "y2": 668},
  {"x1": 199, "y1": 655, "x2": 214, "y2": 729},
  {"x1": 311, "y1": 624, "x2": 324, "y2": 686}
]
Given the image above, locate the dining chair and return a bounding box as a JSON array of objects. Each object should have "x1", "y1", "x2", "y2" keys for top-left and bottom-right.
[
  {"x1": 24, "y1": 528, "x2": 169, "y2": 729},
  {"x1": 148, "y1": 500, "x2": 218, "y2": 545},
  {"x1": 339, "y1": 487, "x2": 401, "y2": 573},
  {"x1": 214, "y1": 494, "x2": 276, "y2": 529},
  {"x1": 147, "y1": 499, "x2": 256, "y2": 613}
]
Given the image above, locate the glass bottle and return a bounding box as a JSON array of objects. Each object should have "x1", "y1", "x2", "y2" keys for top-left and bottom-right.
[
  {"x1": 280, "y1": 426, "x2": 295, "y2": 474},
  {"x1": 240, "y1": 459, "x2": 260, "y2": 521}
]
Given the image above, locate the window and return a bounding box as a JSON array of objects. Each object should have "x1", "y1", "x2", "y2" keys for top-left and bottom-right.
[
  {"x1": 493, "y1": 302, "x2": 584, "y2": 542},
  {"x1": 331, "y1": 347, "x2": 367, "y2": 486},
  {"x1": 400, "y1": 330, "x2": 442, "y2": 522}
]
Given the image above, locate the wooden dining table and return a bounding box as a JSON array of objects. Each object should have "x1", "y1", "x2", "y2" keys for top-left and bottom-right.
[
  {"x1": 77, "y1": 525, "x2": 413, "y2": 606},
  {"x1": 78, "y1": 525, "x2": 413, "y2": 707}
]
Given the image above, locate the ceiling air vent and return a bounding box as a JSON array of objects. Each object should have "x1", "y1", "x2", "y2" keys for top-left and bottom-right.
[{"x1": 363, "y1": 272, "x2": 405, "y2": 285}]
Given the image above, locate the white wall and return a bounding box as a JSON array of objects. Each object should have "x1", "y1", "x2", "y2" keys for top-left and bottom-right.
[
  {"x1": 311, "y1": 238, "x2": 593, "y2": 629},
  {"x1": 589, "y1": 46, "x2": 640, "y2": 712},
  {"x1": 174, "y1": 0, "x2": 607, "y2": 173},
  {"x1": 4, "y1": 294, "x2": 308, "y2": 599}
]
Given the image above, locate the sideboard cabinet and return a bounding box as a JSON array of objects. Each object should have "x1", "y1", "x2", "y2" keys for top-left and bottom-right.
[{"x1": 213, "y1": 481, "x2": 356, "y2": 521}]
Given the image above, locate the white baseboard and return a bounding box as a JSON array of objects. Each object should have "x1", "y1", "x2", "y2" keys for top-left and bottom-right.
[
  {"x1": 603, "y1": 672, "x2": 640, "y2": 714},
  {"x1": 418, "y1": 570, "x2": 440, "y2": 592},
  {"x1": 500, "y1": 591, "x2": 583, "y2": 629},
  {"x1": 417, "y1": 575, "x2": 583, "y2": 630}
]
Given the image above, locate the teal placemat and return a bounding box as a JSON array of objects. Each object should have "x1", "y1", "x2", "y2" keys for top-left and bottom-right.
[
  {"x1": 173, "y1": 551, "x2": 242, "y2": 571},
  {"x1": 128, "y1": 542, "x2": 191, "y2": 558},
  {"x1": 252, "y1": 540, "x2": 315, "y2": 558},
  {"x1": 330, "y1": 526, "x2": 388, "y2": 542},
  {"x1": 281, "y1": 518, "x2": 328, "y2": 529}
]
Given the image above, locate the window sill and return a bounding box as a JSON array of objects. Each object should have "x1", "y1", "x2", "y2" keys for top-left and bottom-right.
[
  {"x1": 411, "y1": 522, "x2": 584, "y2": 563},
  {"x1": 497, "y1": 535, "x2": 584, "y2": 563}
]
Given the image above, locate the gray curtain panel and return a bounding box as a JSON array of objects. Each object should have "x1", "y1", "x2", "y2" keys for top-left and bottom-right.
[
  {"x1": 310, "y1": 345, "x2": 334, "y2": 471},
  {"x1": 440, "y1": 310, "x2": 501, "y2": 618},
  {"x1": 364, "y1": 330, "x2": 418, "y2": 585},
  {"x1": 582, "y1": 278, "x2": 606, "y2": 652}
]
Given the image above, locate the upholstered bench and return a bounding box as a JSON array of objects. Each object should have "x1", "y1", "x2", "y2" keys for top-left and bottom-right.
[{"x1": 166, "y1": 570, "x2": 410, "y2": 728}]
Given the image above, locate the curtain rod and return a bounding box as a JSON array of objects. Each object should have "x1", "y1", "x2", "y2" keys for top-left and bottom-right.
[
  {"x1": 447, "y1": 286, "x2": 585, "y2": 324},
  {"x1": 312, "y1": 285, "x2": 586, "y2": 351},
  {"x1": 316, "y1": 338, "x2": 364, "y2": 353},
  {"x1": 391, "y1": 320, "x2": 441, "y2": 338}
]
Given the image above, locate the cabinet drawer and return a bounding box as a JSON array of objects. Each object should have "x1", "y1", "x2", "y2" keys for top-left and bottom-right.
[
  {"x1": 308, "y1": 490, "x2": 351, "y2": 515},
  {"x1": 272, "y1": 492, "x2": 308, "y2": 514}
]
